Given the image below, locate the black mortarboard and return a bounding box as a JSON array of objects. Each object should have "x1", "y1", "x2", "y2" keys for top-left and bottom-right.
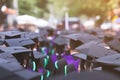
[
  {"x1": 63, "y1": 32, "x2": 101, "y2": 43},
  {"x1": 39, "y1": 27, "x2": 54, "y2": 36},
  {"x1": 0, "y1": 62, "x2": 23, "y2": 72},
  {"x1": 24, "y1": 32, "x2": 39, "y2": 42},
  {"x1": 0, "y1": 47, "x2": 31, "y2": 67},
  {"x1": 0, "y1": 58, "x2": 9, "y2": 64},
  {"x1": 39, "y1": 28, "x2": 48, "y2": 36},
  {"x1": 0, "y1": 53, "x2": 18, "y2": 63},
  {"x1": 73, "y1": 53, "x2": 87, "y2": 60},
  {"x1": 54, "y1": 36, "x2": 68, "y2": 45},
  {"x1": 96, "y1": 54, "x2": 120, "y2": 67},
  {"x1": 0, "y1": 47, "x2": 31, "y2": 54},
  {"x1": 0, "y1": 31, "x2": 24, "y2": 39},
  {"x1": 73, "y1": 53, "x2": 86, "y2": 71},
  {"x1": 33, "y1": 51, "x2": 46, "y2": 59},
  {"x1": 107, "y1": 39, "x2": 120, "y2": 52},
  {"x1": 0, "y1": 66, "x2": 19, "y2": 80},
  {"x1": 53, "y1": 36, "x2": 68, "y2": 54},
  {"x1": 69, "y1": 39, "x2": 83, "y2": 50},
  {"x1": 75, "y1": 41, "x2": 117, "y2": 58},
  {"x1": 30, "y1": 51, "x2": 48, "y2": 71},
  {"x1": 63, "y1": 32, "x2": 101, "y2": 50},
  {"x1": 15, "y1": 70, "x2": 42, "y2": 80},
  {"x1": 0, "y1": 63, "x2": 25, "y2": 80},
  {"x1": 47, "y1": 71, "x2": 120, "y2": 80},
  {"x1": 5, "y1": 38, "x2": 35, "y2": 48}
]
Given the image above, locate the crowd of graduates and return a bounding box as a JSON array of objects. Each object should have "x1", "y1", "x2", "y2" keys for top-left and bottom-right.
[{"x1": 0, "y1": 20, "x2": 120, "y2": 80}]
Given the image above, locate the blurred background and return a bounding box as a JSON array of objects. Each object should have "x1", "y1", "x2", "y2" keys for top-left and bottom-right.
[{"x1": 1, "y1": 0, "x2": 120, "y2": 32}]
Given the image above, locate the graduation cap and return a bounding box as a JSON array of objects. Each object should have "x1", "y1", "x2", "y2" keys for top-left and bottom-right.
[
  {"x1": 32, "y1": 51, "x2": 48, "y2": 70},
  {"x1": 85, "y1": 28, "x2": 104, "y2": 39},
  {"x1": 33, "y1": 51, "x2": 47, "y2": 59},
  {"x1": 54, "y1": 36, "x2": 68, "y2": 46},
  {"x1": 63, "y1": 32, "x2": 101, "y2": 43},
  {"x1": 73, "y1": 53, "x2": 87, "y2": 71},
  {"x1": 47, "y1": 71, "x2": 120, "y2": 80},
  {"x1": 0, "y1": 39, "x2": 5, "y2": 45},
  {"x1": 0, "y1": 62, "x2": 23, "y2": 72},
  {"x1": 63, "y1": 32, "x2": 101, "y2": 50},
  {"x1": 39, "y1": 28, "x2": 48, "y2": 37},
  {"x1": 96, "y1": 54, "x2": 120, "y2": 67},
  {"x1": 0, "y1": 58, "x2": 9, "y2": 64},
  {"x1": 75, "y1": 41, "x2": 117, "y2": 58},
  {"x1": 24, "y1": 32, "x2": 39, "y2": 42},
  {"x1": 0, "y1": 66, "x2": 25, "y2": 80},
  {"x1": 107, "y1": 39, "x2": 120, "y2": 52},
  {"x1": 0, "y1": 31, "x2": 24, "y2": 39},
  {"x1": 28, "y1": 51, "x2": 48, "y2": 72},
  {"x1": 0, "y1": 47, "x2": 31, "y2": 67},
  {"x1": 0, "y1": 47, "x2": 31, "y2": 54},
  {"x1": 5, "y1": 38, "x2": 35, "y2": 49},
  {"x1": 53, "y1": 36, "x2": 68, "y2": 54},
  {"x1": 15, "y1": 70, "x2": 42, "y2": 80},
  {"x1": 0, "y1": 53, "x2": 18, "y2": 63}
]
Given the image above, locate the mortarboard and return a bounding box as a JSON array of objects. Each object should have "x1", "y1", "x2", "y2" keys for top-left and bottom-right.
[
  {"x1": 0, "y1": 47, "x2": 31, "y2": 67},
  {"x1": 0, "y1": 58, "x2": 9, "y2": 64},
  {"x1": 33, "y1": 51, "x2": 47, "y2": 59},
  {"x1": 0, "y1": 62, "x2": 24, "y2": 72},
  {"x1": 75, "y1": 41, "x2": 117, "y2": 58},
  {"x1": 96, "y1": 54, "x2": 120, "y2": 67},
  {"x1": 0, "y1": 47, "x2": 31, "y2": 54},
  {"x1": 46, "y1": 71, "x2": 120, "y2": 80},
  {"x1": 24, "y1": 32, "x2": 39, "y2": 42},
  {"x1": 73, "y1": 53, "x2": 87, "y2": 60},
  {"x1": 5, "y1": 38, "x2": 35, "y2": 48},
  {"x1": 0, "y1": 31, "x2": 24, "y2": 39},
  {"x1": 63, "y1": 32, "x2": 101, "y2": 43},
  {"x1": 107, "y1": 39, "x2": 120, "y2": 52},
  {"x1": 28, "y1": 51, "x2": 49, "y2": 72},
  {"x1": 0, "y1": 66, "x2": 25, "y2": 80},
  {"x1": 54, "y1": 36, "x2": 68, "y2": 46},
  {"x1": 0, "y1": 53, "x2": 18, "y2": 63},
  {"x1": 15, "y1": 69, "x2": 42, "y2": 80}
]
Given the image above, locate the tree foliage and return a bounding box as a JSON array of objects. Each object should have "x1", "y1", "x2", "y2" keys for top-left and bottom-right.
[{"x1": 18, "y1": 0, "x2": 48, "y2": 17}]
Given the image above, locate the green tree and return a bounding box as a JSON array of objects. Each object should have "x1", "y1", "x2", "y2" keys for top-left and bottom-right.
[{"x1": 18, "y1": 0, "x2": 49, "y2": 17}]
